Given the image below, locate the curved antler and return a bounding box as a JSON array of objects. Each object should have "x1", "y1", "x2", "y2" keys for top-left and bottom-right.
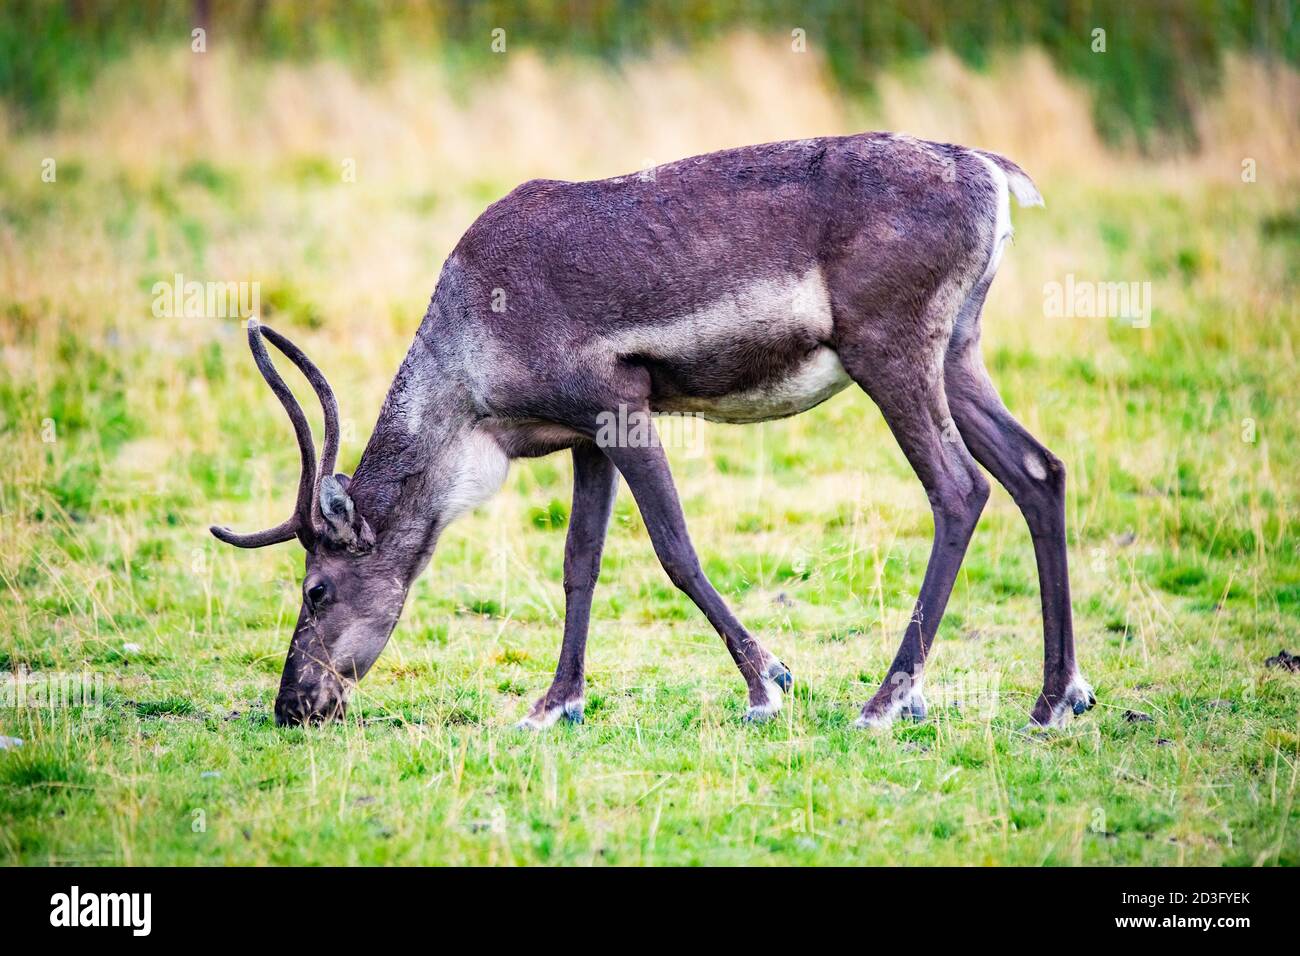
[
  {"x1": 209, "y1": 318, "x2": 335, "y2": 549},
  {"x1": 258, "y1": 324, "x2": 341, "y2": 526}
]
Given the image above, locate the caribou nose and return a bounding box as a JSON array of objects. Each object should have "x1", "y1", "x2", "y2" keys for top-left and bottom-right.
[
  {"x1": 274, "y1": 692, "x2": 311, "y2": 727},
  {"x1": 274, "y1": 687, "x2": 348, "y2": 726}
]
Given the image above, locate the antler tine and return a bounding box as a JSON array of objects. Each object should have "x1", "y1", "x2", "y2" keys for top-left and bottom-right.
[
  {"x1": 258, "y1": 324, "x2": 341, "y2": 487},
  {"x1": 209, "y1": 517, "x2": 300, "y2": 549}
]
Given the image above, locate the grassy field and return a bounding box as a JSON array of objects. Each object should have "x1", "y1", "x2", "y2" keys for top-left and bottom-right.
[{"x1": 0, "y1": 38, "x2": 1298, "y2": 865}]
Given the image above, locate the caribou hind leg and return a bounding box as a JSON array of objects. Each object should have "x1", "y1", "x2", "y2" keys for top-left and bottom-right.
[
  {"x1": 822, "y1": 270, "x2": 992, "y2": 728},
  {"x1": 517, "y1": 442, "x2": 619, "y2": 729},
  {"x1": 944, "y1": 327, "x2": 1094, "y2": 727},
  {"x1": 843, "y1": 355, "x2": 990, "y2": 729}
]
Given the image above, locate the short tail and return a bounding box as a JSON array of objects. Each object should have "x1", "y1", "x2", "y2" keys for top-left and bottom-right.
[{"x1": 973, "y1": 149, "x2": 1044, "y2": 208}]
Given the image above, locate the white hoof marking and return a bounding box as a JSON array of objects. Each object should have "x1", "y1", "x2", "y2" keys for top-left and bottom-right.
[
  {"x1": 744, "y1": 678, "x2": 783, "y2": 722},
  {"x1": 854, "y1": 679, "x2": 926, "y2": 730},
  {"x1": 514, "y1": 698, "x2": 583, "y2": 731}
]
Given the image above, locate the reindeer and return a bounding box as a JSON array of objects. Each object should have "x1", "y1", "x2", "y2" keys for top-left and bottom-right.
[{"x1": 212, "y1": 132, "x2": 1095, "y2": 730}]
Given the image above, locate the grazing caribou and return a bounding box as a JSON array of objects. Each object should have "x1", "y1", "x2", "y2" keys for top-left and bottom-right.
[{"x1": 212, "y1": 132, "x2": 1095, "y2": 730}]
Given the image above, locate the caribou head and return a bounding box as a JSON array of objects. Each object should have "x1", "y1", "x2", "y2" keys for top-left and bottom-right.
[{"x1": 211, "y1": 319, "x2": 400, "y2": 726}]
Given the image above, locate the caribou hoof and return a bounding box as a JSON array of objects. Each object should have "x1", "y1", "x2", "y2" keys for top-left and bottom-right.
[
  {"x1": 514, "y1": 697, "x2": 583, "y2": 730},
  {"x1": 854, "y1": 683, "x2": 927, "y2": 729},
  {"x1": 743, "y1": 678, "x2": 783, "y2": 723},
  {"x1": 1027, "y1": 674, "x2": 1096, "y2": 729},
  {"x1": 853, "y1": 710, "x2": 891, "y2": 730},
  {"x1": 899, "y1": 691, "x2": 928, "y2": 722}
]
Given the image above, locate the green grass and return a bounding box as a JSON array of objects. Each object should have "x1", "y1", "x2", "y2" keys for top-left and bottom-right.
[{"x1": 0, "y1": 46, "x2": 1298, "y2": 866}]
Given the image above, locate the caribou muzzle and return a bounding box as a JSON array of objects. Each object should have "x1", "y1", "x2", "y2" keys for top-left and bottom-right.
[{"x1": 274, "y1": 684, "x2": 349, "y2": 726}]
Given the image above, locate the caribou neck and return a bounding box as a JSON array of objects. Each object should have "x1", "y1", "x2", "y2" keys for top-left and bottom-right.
[{"x1": 347, "y1": 326, "x2": 508, "y2": 562}]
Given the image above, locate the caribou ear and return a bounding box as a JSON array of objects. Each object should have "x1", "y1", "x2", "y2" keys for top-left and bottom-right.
[{"x1": 318, "y1": 473, "x2": 375, "y2": 553}]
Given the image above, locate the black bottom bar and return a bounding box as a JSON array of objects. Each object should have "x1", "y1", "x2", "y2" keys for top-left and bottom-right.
[{"x1": 0, "y1": 866, "x2": 1285, "y2": 941}]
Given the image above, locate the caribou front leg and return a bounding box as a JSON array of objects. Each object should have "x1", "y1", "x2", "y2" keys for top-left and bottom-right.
[
  {"x1": 517, "y1": 443, "x2": 619, "y2": 729},
  {"x1": 601, "y1": 425, "x2": 792, "y2": 723}
]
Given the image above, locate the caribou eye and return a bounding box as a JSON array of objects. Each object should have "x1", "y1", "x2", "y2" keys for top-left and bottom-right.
[{"x1": 306, "y1": 581, "x2": 329, "y2": 608}]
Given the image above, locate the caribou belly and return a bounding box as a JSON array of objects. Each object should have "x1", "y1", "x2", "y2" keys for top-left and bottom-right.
[
  {"x1": 604, "y1": 266, "x2": 852, "y2": 424},
  {"x1": 653, "y1": 346, "x2": 852, "y2": 424}
]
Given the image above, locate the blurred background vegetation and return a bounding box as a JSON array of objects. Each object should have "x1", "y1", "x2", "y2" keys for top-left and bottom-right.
[{"x1": 2, "y1": 0, "x2": 1297, "y2": 148}]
